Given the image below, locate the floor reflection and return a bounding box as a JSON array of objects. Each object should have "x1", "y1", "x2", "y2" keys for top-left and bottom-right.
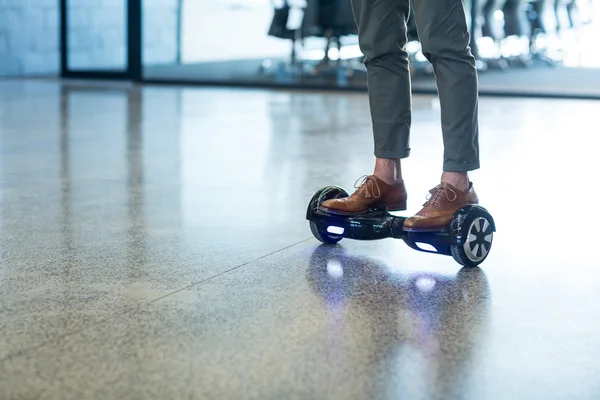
[
  {"x1": 2, "y1": 80, "x2": 600, "y2": 399},
  {"x1": 57, "y1": 85, "x2": 152, "y2": 285},
  {"x1": 307, "y1": 245, "x2": 491, "y2": 399}
]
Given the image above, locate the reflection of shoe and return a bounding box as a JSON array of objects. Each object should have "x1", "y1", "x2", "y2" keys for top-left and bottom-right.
[
  {"x1": 403, "y1": 182, "x2": 478, "y2": 231},
  {"x1": 320, "y1": 175, "x2": 407, "y2": 215}
]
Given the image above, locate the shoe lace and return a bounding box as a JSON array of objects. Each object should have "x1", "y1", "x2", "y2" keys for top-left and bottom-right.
[
  {"x1": 353, "y1": 175, "x2": 381, "y2": 199},
  {"x1": 425, "y1": 184, "x2": 457, "y2": 208}
]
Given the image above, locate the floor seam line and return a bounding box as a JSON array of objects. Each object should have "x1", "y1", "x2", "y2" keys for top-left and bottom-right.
[
  {"x1": 147, "y1": 237, "x2": 313, "y2": 305},
  {"x1": 0, "y1": 237, "x2": 313, "y2": 364}
]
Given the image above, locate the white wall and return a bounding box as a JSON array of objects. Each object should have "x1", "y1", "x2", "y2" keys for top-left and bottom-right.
[{"x1": 181, "y1": 0, "x2": 292, "y2": 63}]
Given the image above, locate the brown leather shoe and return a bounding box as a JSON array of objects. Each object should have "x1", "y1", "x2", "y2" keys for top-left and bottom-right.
[
  {"x1": 403, "y1": 182, "x2": 478, "y2": 231},
  {"x1": 320, "y1": 175, "x2": 407, "y2": 215}
]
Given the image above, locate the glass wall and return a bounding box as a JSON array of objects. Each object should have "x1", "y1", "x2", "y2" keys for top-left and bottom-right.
[
  {"x1": 143, "y1": 0, "x2": 367, "y2": 89},
  {"x1": 0, "y1": 1, "x2": 59, "y2": 76},
  {"x1": 140, "y1": 0, "x2": 600, "y2": 98},
  {"x1": 66, "y1": 0, "x2": 128, "y2": 71},
  {"x1": 142, "y1": 0, "x2": 179, "y2": 68}
]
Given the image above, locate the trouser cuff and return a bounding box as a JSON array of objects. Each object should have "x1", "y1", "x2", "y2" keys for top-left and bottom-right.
[
  {"x1": 443, "y1": 160, "x2": 480, "y2": 172},
  {"x1": 373, "y1": 120, "x2": 411, "y2": 160},
  {"x1": 374, "y1": 148, "x2": 411, "y2": 159}
]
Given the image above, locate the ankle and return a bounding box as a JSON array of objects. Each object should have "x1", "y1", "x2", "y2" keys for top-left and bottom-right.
[
  {"x1": 374, "y1": 158, "x2": 403, "y2": 185},
  {"x1": 441, "y1": 172, "x2": 470, "y2": 191}
]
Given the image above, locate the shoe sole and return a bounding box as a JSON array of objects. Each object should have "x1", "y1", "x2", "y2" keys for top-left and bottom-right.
[
  {"x1": 318, "y1": 203, "x2": 407, "y2": 216},
  {"x1": 402, "y1": 202, "x2": 478, "y2": 232}
]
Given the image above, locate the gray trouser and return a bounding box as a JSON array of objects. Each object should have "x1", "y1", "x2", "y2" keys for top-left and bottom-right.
[{"x1": 351, "y1": 0, "x2": 480, "y2": 172}]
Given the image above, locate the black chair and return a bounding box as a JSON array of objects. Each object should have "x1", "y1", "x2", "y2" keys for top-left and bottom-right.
[
  {"x1": 267, "y1": 0, "x2": 311, "y2": 61},
  {"x1": 526, "y1": 0, "x2": 561, "y2": 65},
  {"x1": 503, "y1": 0, "x2": 533, "y2": 37},
  {"x1": 303, "y1": 0, "x2": 358, "y2": 63},
  {"x1": 262, "y1": 0, "x2": 308, "y2": 80},
  {"x1": 302, "y1": 0, "x2": 364, "y2": 82},
  {"x1": 263, "y1": 0, "x2": 363, "y2": 84},
  {"x1": 475, "y1": 0, "x2": 513, "y2": 69},
  {"x1": 481, "y1": 0, "x2": 506, "y2": 40}
]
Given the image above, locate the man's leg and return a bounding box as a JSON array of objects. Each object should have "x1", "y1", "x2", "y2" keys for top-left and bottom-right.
[
  {"x1": 413, "y1": 0, "x2": 480, "y2": 176},
  {"x1": 352, "y1": 0, "x2": 412, "y2": 165},
  {"x1": 404, "y1": 0, "x2": 481, "y2": 230},
  {"x1": 320, "y1": 0, "x2": 412, "y2": 215}
]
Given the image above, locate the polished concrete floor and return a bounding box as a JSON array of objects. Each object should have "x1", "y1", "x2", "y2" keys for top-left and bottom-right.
[{"x1": 1, "y1": 79, "x2": 599, "y2": 400}]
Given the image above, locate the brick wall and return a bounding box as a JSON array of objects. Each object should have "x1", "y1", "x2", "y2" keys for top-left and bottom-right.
[{"x1": 0, "y1": 0, "x2": 179, "y2": 77}]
